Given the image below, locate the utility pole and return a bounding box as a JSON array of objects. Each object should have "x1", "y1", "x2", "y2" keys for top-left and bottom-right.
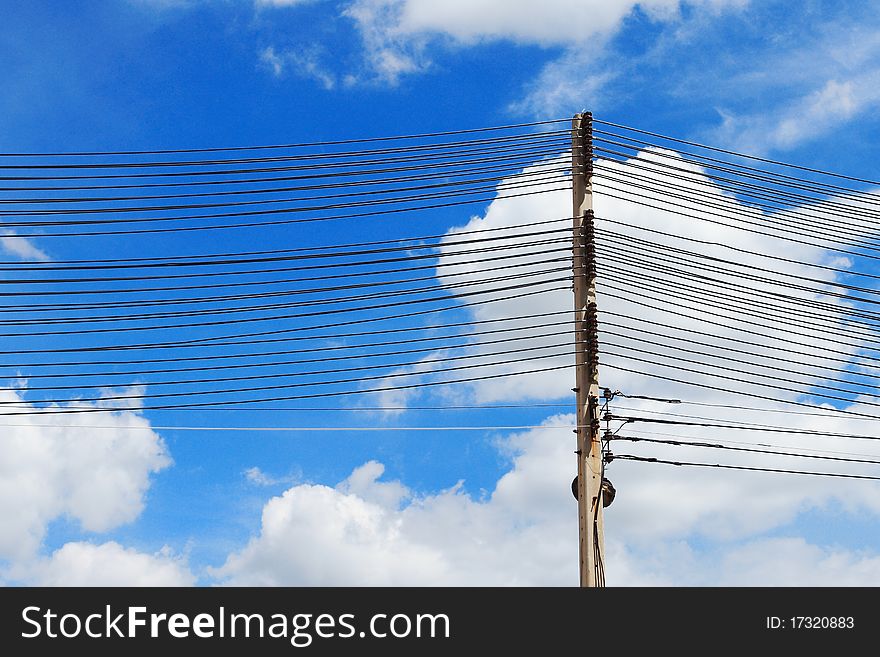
[{"x1": 571, "y1": 112, "x2": 605, "y2": 587}]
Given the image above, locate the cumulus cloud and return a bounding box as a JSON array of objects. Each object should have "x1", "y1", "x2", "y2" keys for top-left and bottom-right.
[
  {"x1": 213, "y1": 416, "x2": 578, "y2": 585},
  {"x1": 336, "y1": 460, "x2": 409, "y2": 508},
  {"x1": 15, "y1": 541, "x2": 194, "y2": 586},
  {"x1": 435, "y1": 158, "x2": 574, "y2": 403},
  {"x1": 206, "y1": 146, "x2": 880, "y2": 586},
  {"x1": 0, "y1": 386, "x2": 171, "y2": 561},
  {"x1": 395, "y1": 149, "x2": 880, "y2": 581},
  {"x1": 214, "y1": 407, "x2": 880, "y2": 585},
  {"x1": 434, "y1": 148, "x2": 866, "y2": 405},
  {"x1": 207, "y1": 141, "x2": 880, "y2": 582}
]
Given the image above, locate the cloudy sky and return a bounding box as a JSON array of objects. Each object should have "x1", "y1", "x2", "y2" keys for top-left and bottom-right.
[{"x1": 2, "y1": 0, "x2": 880, "y2": 587}]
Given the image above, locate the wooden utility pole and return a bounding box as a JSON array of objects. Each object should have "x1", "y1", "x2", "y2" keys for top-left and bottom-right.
[{"x1": 571, "y1": 112, "x2": 605, "y2": 587}]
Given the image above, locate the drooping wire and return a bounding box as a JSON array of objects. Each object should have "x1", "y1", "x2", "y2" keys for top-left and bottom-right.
[{"x1": 610, "y1": 454, "x2": 880, "y2": 482}]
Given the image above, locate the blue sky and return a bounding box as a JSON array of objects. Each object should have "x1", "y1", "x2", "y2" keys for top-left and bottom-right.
[{"x1": 3, "y1": 0, "x2": 880, "y2": 586}]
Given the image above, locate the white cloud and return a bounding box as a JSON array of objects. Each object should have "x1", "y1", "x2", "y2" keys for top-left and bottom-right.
[
  {"x1": 212, "y1": 479, "x2": 448, "y2": 585},
  {"x1": 214, "y1": 406, "x2": 880, "y2": 585},
  {"x1": 715, "y1": 538, "x2": 880, "y2": 586},
  {"x1": 256, "y1": 0, "x2": 319, "y2": 7},
  {"x1": 368, "y1": 351, "x2": 443, "y2": 414},
  {"x1": 336, "y1": 460, "x2": 409, "y2": 508},
  {"x1": 342, "y1": 1, "x2": 429, "y2": 84},
  {"x1": 435, "y1": 148, "x2": 864, "y2": 405},
  {"x1": 244, "y1": 466, "x2": 299, "y2": 487},
  {"x1": 435, "y1": 158, "x2": 574, "y2": 403},
  {"x1": 209, "y1": 143, "x2": 880, "y2": 583},
  {"x1": 347, "y1": 0, "x2": 705, "y2": 47},
  {"x1": 0, "y1": 231, "x2": 50, "y2": 262},
  {"x1": 18, "y1": 541, "x2": 194, "y2": 586},
  {"x1": 260, "y1": 46, "x2": 286, "y2": 77},
  {"x1": 430, "y1": 150, "x2": 880, "y2": 581},
  {"x1": 212, "y1": 152, "x2": 880, "y2": 586},
  {"x1": 342, "y1": 0, "x2": 744, "y2": 89},
  {"x1": 610, "y1": 537, "x2": 880, "y2": 586},
  {"x1": 714, "y1": 74, "x2": 880, "y2": 153},
  {"x1": 694, "y1": 16, "x2": 880, "y2": 152},
  {"x1": 244, "y1": 466, "x2": 281, "y2": 486},
  {"x1": 259, "y1": 45, "x2": 337, "y2": 89},
  {"x1": 212, "y1": 416, "x2": 578, "y2": 585},
  {"x1": 0, "y1": 386, "x2": 171, "y2": 561},
  {"x1": 511, "y1": 46, "x2": 614, "y2": 118}
]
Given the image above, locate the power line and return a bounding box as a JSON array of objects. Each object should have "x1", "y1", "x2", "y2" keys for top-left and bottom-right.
[
  {"x1": 607, "y1": 416, "x2": 880, "y2": 443},
  {"x1": 593, "y1": 163, "x2": 880, "y2": 245},
  {"x1": 603, "y1": 314, "x2": 880, "y2": 375},
  {"x1": 5, "y1": 329, "x2": 574, "y2": 391},
  {"x1": 0, "y1": 311, "x2": 571, "y2": 370},
  {"x1": 0, "y1": 167, "x2": 570, "y2": 220},
  {"x1": 671, "y1": 398, "x2": 880, "y2": 421},
  {"x1": 0, "y1": 423, "x2": 575, "y2": 432},
  {"x1": 0, "y1": 140, "x2": 569, "y2": 188},
  {"x1": 0, "y1": 362, "x2": 572, "y2": 416},
  {"x1": 599, "y1": 246, "x2": 880, "y2": 332},
  {"x1": 594, "y1": 147, "x2": 880, "y2": 227},
  {"x1": 598, "y1": 228, "x2": 880, "y2": 301},
  {"x1": 0, "y1": 345, "x2": 575, "y2": 408},
  {"x1": 0, "y1": 155, "x2": 567, "y2": 207},
  {"x1": 0, "y1": 245, "x2": 572, "y2": 314},
  {"x1": 0, "y1": 172, "x2": 570, "y2": 227},
  {"x1": 600, "y1": 299, "x2": 880, "y2": 376},
  {"x1": 0, "y1": 118, "x2": 569, "y2": 157},
  {"x1": 602, "y1": 326, "x2": 880, "y2": 388},
  {"x1": 1, "y1": 185, "x2": 571, "y2": 238},
  {"x1": 0, "y1": 140, "x2": 566, "y2": 194},
  {"x1": 593, "y1": 173, "x2": 880, "y2": 251},
  {"x1": 0, "y1": 402, "x2": 573, "y2": 413},
  {"x1": 0, "y1": 317, "x2": 571, "y2": 377},
  {"x1": 593, "y1": 131, "x2": 880, "y2": 217},
  {"x1": 0, "y1": 232, "x2": 570, "y2": 289},
  {"x1": 0, "y1": 132, "x2": 569, "y2": 179},
  {"x1": 0, "y1": 274, "x2": 572, "y2": 338},
  {"x1": 602, "y1": 345, "x2": 880, "y2": 411},
  {"x1": 609, "y1": 454, "x2": 880, "y2": 482},
  {"x1": 592, "y1": 119, "x2": 880, "y2": 189},
  {"x1": 0, "y1": 285, "x2": 565, "y2": 356},
  {"x1": 592, "y1": 182, "x2": 880, "y2": 264},
  {"x1": 603, "y1": 362, "x2": 880, "y2": 422},
  {"x1": 610, "y1": 405, "x2": 880, "y2": 441},
  {"x1": 608, "y1": 423, "x2": 880, "y2": 459},
  {"x1": 612, "y1": 435, "x2": 880, "y2": 466},
  {"x1": 597, "y1": 216, "x2": 880, "y2": 283},
  {"x1": 600, "y1": 276, "x2": 880, "y2": 350},
  {"x1": 600, "y1": 251, "x2": 880, "y2": 331},
  {"x1": 593, "y1": 137, "x2": 880, "y2": 219},
  {"x1": 0, "y1": 216, "x2": 572, "y2": 268},
  {"x1": 601, "y1": 273, "x2": 880, "y2": 356}
]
